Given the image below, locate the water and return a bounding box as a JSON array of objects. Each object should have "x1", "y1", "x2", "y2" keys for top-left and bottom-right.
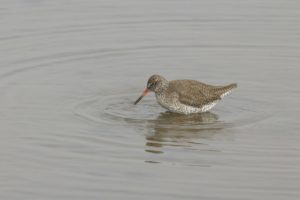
[{"x1": 1, "y1": 0, "x2": 300, "y2": 199}]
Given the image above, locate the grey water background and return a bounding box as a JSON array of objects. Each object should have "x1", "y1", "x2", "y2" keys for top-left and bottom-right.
[{"x1": 1, "y1": 0, "x2": 300, "y2": 199}]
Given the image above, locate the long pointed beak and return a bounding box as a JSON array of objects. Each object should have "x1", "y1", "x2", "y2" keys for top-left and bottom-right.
[{"x1": 134, "y1": 88, "x2": 149, "y2": 105}]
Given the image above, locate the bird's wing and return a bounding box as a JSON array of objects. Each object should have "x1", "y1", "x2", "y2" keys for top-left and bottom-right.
[{"x1": 169, "y1": 80, "x2": 221, "y2": 108}]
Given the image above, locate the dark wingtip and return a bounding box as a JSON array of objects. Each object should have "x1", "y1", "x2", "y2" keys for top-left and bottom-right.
[{"x1": 231, "y1": 83, "x2": 238, "y2": 88}]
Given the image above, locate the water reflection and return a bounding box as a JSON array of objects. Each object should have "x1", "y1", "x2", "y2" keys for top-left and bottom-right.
[
  {"x1": 152, "y1": 111, "x2": 219, "y2": 126},
  {"x1": 145, "y1": 111, "x2": 222, "y2": 154}
]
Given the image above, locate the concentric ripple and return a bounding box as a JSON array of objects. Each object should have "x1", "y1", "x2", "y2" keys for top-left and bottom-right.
[{"x1": 73, "y1": 92, "x2": 273, "y2": 132}]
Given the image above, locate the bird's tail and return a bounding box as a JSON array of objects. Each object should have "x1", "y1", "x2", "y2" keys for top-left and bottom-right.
[{"x1": 215, "y1": 83, "x2": 238, "y2": 98}]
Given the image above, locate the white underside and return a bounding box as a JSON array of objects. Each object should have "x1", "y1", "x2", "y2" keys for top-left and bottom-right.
[
  {"x1": 156, "y1": 93, "x2": 219, "y2": 114},
  {"x1": 156, "y1": 89, "x2": 234, "y2": 114},
  {"x1": 164, "y1": 100, "x2": 219, "y2": 114}
]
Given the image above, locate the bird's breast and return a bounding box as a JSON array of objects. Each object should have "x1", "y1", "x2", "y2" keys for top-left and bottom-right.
[{"x1": 155, "y1": 93, "x2": 173, "y2": 110}]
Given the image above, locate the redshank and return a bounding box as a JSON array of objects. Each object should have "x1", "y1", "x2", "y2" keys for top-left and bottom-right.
[{"x1": 134, "y1": 74, "x2": 237, "y2": 114}]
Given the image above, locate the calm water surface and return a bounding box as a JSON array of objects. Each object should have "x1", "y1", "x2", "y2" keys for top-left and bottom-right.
[{"x1": 1, "y1": 0, "x2": 300, "y2": 199}]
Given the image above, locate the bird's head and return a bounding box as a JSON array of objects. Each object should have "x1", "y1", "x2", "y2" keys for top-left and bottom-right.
[{"x1": 134, "y1": 74, "x2": 168, "y2": 105}]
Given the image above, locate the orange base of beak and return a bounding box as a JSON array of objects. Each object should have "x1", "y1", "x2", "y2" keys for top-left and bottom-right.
[{"x1": 134, "y1": 88, "x2": 150, "y2": 105}]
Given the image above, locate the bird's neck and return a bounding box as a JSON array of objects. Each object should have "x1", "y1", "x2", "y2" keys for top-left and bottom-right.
[{"x1": 155, "y1": 82, "x2": 169, "y2": 94}]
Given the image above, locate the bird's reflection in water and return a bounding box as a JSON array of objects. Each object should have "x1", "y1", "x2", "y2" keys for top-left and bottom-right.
[
  {"x1": 152, "y1": 111, "x2": 219, "y2": 126},
  {"x1": 145, "y1": 111, "x2": 222, "y2": 155}
]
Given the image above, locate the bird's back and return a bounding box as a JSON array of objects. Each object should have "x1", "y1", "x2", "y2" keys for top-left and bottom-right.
[
  {"x1": 170, "y1": 80, "x2": 237, "y2": 96},
  {"x1": 168, "y1": 80, "x2": 237, "y2": 109}
]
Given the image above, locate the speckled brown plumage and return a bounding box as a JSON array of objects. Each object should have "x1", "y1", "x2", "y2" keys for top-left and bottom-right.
[
  {"x1": 134, "y1": 74, "x2": 237, "y2": 114},
  {"x1": 169, "y1": 80, "x2": 237, "y2": 107}
]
